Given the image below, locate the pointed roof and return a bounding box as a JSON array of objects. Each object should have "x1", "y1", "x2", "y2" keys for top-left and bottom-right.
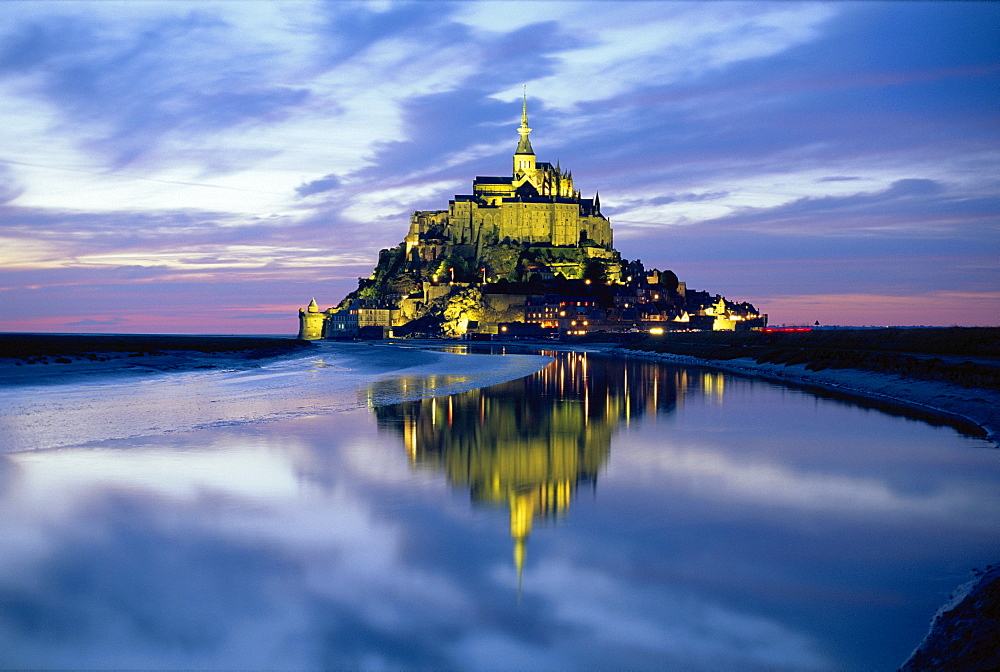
[{"x1": 515, "y1": 85, "x2": 534, "y2": 155}]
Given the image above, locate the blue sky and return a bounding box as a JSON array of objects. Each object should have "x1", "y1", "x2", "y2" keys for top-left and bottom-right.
[{"x1": 0, "y1": 0, "x2": 997, "y2": 332}]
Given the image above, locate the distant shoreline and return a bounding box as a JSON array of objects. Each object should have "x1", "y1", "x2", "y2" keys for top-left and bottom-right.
[
  {"x1": 4, "y1": 330, "x2": 999, "y2": 445},
  {"x1": 609, "y1": 348, "x2": 1000, "y2": 447},
  {"x1": 0, "y1": 334, "x2": 314, "y2": 386},
  {"x1": 606, "y1": 328, "x2": 1000, "y2": 448},
  {"x1": 464, "y1": 331, "x2": 1000, "y2": 448},
  {"x1": 5, "y1": 332, "x2": 998, "y2": 449}
]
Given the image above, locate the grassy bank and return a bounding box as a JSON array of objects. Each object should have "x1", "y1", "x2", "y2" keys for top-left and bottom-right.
[{"x1": 624, "y1": 327, "x2": 1000, "y2": 390}]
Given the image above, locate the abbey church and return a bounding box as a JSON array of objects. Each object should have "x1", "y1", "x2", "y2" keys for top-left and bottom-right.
[
  {"x1": 299, "y1": 95, "x2": 765, "y2": 339},
  {"x1": 404, "y1": 94, "x2": 613, "y2": 263}
]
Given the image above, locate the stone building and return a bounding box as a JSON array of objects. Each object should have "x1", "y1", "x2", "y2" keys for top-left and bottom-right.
[
  {"x1": 322, "y1": 300, "x2": 400, "y2": 339},
  {"x1": 403, "y1": 92, "x2": 616, "y2": 269},
  {"x1": 296, "y1": 93, "x2": 765, "y2": 339},
  {"x1": 297, "y1": 298, "x2": 324, "y2": 340}
]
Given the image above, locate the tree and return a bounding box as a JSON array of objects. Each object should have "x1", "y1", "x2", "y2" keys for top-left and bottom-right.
[
  {"x1": 481, "y1": 244, "x2": 521, "y2": 281},
  {"x1": 583, "y1": 259, "x2": 607, "y2": 283},
  {"x1": 659, "y1": 269, "x2": 679, "y2": 294},
  {"x1": 388, "y1": 274, "x2": 419, "y2": 297}
]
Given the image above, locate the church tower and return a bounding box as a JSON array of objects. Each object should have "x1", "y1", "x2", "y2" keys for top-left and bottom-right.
[{"x1": 513, "y1": 87, "x2": 536, "y2": 177}]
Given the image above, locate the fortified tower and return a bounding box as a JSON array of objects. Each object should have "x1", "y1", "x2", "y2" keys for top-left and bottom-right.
[{"x1": 297, "y1": 298, "x2": 324, "y2": 340}]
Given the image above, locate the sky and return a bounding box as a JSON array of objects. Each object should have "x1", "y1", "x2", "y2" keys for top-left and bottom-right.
[{"x1": 0, "y1": 0, "x2": 997, "y2": 333}]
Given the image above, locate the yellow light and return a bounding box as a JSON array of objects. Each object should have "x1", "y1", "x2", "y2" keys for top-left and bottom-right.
[
  {"x1": 501, "y1": 326, "x2": 508, "y2": 332},
  {"x1": 559, "y1": 311, "x2": 566, "y2": 316},
  {"x1": 649, "y1": 327, "x2": 664, "y2": 335}
]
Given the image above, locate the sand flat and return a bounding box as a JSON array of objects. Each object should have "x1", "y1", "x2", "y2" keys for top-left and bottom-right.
[{"x1": 0, "y1": 338, "x2": 552, "y2": 453}]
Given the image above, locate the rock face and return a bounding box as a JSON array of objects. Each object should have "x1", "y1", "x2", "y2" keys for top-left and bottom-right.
[
  {"x1": 357, "y1": 93, "x2": 621, "y2": 305},
  {"x1": 901, "y1": 565, "x2": 1000, "y2": 671}
]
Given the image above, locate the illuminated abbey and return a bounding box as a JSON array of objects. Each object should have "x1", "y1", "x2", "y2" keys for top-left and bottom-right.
[
  {"x1": 404, "y1": 93, "x2": 614, "y2": 264},
  {"x1": 299, "y1": 93, "x2": 765, "y2": 339}
]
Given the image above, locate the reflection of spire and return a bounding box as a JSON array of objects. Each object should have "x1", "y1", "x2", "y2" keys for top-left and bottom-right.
[
  {"x1": 516, "y1": 85, "x2": 534, "y2": 155},
  {"x1": 510, "y1": 492, "x2": 534, "y2": 600},
  {"x1": 373, "y1": 352, "x2": 683, "y2": 600}
]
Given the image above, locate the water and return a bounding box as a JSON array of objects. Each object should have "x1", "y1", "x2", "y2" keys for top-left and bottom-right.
[{"x1": 0, "y1": 346, "x2": 997, "y2": 669}]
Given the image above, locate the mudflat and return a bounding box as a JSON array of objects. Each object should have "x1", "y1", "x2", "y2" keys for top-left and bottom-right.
[{"x1": 0, "y1": 333, "x2": 314, "y2": 386}]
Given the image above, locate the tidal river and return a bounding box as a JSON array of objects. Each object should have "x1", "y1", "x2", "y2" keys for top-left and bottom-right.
[{"x1": 0, "y1": 344, "x2": 997, "y2": 669}]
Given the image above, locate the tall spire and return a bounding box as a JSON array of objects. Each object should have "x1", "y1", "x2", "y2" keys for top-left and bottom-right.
[{"x1": 515, "y1": 84, "x2": 534, "y2": 155}]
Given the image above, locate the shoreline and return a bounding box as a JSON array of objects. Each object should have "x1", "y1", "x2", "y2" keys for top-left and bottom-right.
[
  {"x1": 0, "y1": 338, "x2": 553, "y2": 454},
  {"x1": 582, "y1": 342, "x2": 1000, "y2": 667},
  {"x1": 4, "y1": 333, "x2": 997, "y2": 449},
  {"x1": 901, "y1": 564, "x2": 1000, "y2": 670},
  {"x1": 598, "y1": 346, "x2": 1000, "y2": 449},
  {"x1": 0, "y1": 334, "x2": 314, "y2": 387},
  {"x1": 1, "y1": 334, "x2": 995, "y2": 663}
]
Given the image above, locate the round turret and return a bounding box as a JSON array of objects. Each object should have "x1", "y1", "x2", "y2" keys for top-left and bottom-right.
[{"x1": 298, "y1": 298, "x2": 325, "y2": 339}]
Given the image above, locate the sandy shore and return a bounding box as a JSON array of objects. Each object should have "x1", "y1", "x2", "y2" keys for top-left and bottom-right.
[
  {"x1": 606, "y1": 347, "x2": 1000, "y2": 448},
  {"x1": 8, "y1": 334, "x2": 996, "y2": 448},
  {"x1": 0, "y1": 337, "x2": 554, "y2": 454}
]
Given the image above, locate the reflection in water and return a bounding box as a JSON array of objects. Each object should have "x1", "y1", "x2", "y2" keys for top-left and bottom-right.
[
  {"x1": 1, "y1": 348, "x2": 998, "y2": 669},
  {"x1": 365, "y1": 374, "x2": 473, "y2": 407},
  {"x1": 376, "y1": 351, "x2": 691, "y2": 584}
]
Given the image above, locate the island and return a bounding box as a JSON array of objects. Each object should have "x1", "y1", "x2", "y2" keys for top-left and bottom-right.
[{"x1": 297, "y1": 92, "x2": 765, "y2": 340}]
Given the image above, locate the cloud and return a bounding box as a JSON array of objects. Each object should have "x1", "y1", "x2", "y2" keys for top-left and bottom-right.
[
  {"x1": 0, "y1": 1, "x2": 996, "y2": 330},
  {"x1": 484, "y1": 3, "x2": 838, "y2": 110},
  {"x1": 63, "y1": 317, "x2": 129, "y2": 326},
  {"x1": 296, "y1": 174, "x2": 341, "y2": 198},
  {"x1": 0, "y1": 165, "x2": 23, "y2": 204},
  {"x1": 230, "y1": 313, "x2": 298, "y2": 320},
  {"x1": 754, "y1": 291, "x2": 1000, "y2": 328},
  {"x1": 0, "y1": 9, "x2": 312, "y2": 170},
  {"x1": 695, "y1": 178, "x2": 994, "y2": 235}
]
